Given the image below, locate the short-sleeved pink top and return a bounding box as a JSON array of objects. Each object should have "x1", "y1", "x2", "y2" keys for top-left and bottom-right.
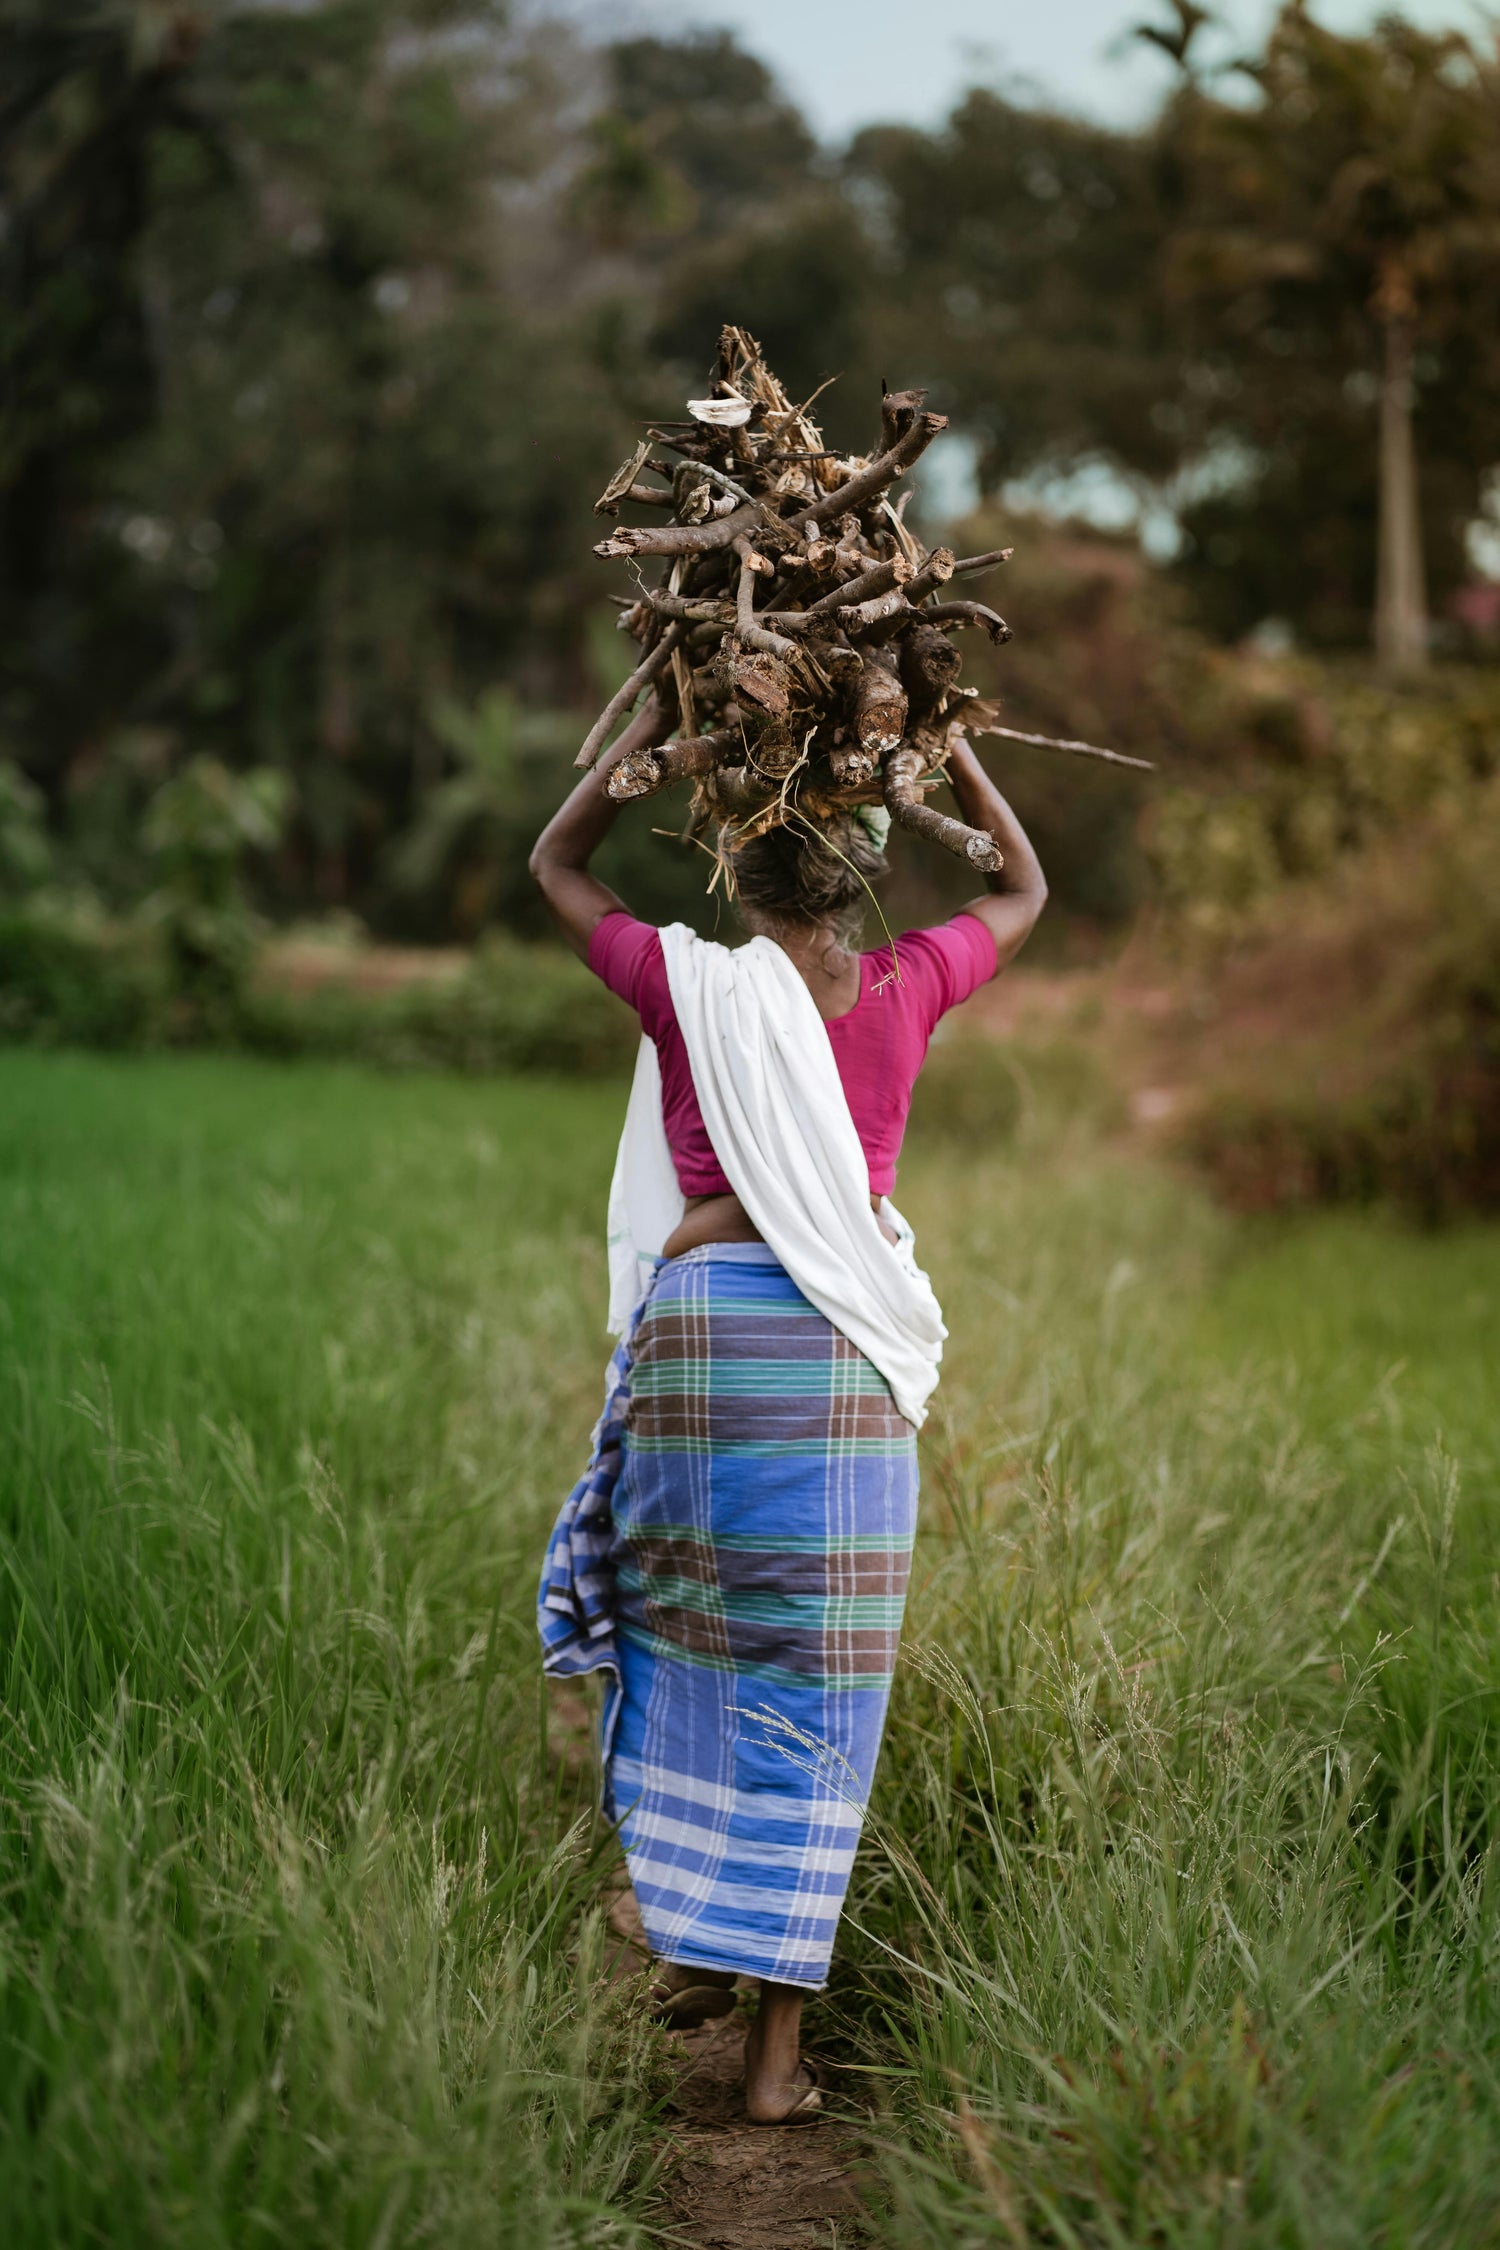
[{"x1": 587, "y1": 910, "x2": 997, "y2": 1198}]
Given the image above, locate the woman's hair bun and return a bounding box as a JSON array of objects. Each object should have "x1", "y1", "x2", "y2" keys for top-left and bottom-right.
[{"x1": 730, "y1": 815, "x2": 888, "y2": 946}]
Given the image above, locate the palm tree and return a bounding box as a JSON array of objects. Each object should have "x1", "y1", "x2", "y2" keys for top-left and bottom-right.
[{"x1": 1151, "y1": 4, "x2": 1500, "y2": 671}]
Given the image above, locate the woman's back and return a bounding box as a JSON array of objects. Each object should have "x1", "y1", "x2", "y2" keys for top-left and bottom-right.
[{"x1": 588, "y1": 909, "x2": 997, "y2": 1198}]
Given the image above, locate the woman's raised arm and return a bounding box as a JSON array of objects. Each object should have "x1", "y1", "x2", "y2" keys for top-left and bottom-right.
[
  {"x1": 944, "y1": 735, "x2": 1048, "y2": 972},
  {"x1": 528, "y1": 693, "x2": 669, "y2": 959}
]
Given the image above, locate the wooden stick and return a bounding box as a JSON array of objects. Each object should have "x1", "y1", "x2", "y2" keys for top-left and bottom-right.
[
  {"x1": 949, "y1": 546, "x2": 1013, "y2": 579},
  {"x1": 852, "y1": 651, "x2": 907, "y2": 756},
  {"x1": 594, "y1": 501, "x2": 760, "y2": 562},
  {"x1": 792, "y1": 411, "x2": 948, "y2": 533},
  {"x1": 829, "y1": 743, "x2": 877, "y2": 787},
  {"x1": 923, "y1": 600, "x2": 1012, "y2": 645},
  {"x1": 734, "y1": 537, "x2": 798, "y2": 659},
  {"x1": 595, "y1": 692, "x2": 671, "y2": 778},
  {"x1": 613, "y1": 482, "x2": 677, "y2": 509},
  {"x1": 884, "y1": 743, "x2": 1003, "y2": 870},
  {"x1": 905, "y1": 547, "x2": 955, "y2": 603},
  {"x1": 976, "y1": 722, "x2": 1154, "y2": 770},
  {"x1": 606, "y1": 729, "x2": 739, "y2": 802},
  {"x1": 644, "y1": 591, "x2": 735, "y2": 625},
  {"x1": 778, "y1": 551, "x2": 912, "y2": 625},
  {"x1": 838, "y1": 587, "x2": 912, "y2": 634},
  {"x1": 712, "y1": 765, "x2": 780, "y2": 816},
  {"x1": 575, "y1": 625, "x2": 684, "y2": 769}
]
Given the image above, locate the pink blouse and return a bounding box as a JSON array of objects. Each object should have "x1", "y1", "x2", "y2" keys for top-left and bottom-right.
[{"x1": 587, "y1": 911, "x2": 997, "y2": 1197}]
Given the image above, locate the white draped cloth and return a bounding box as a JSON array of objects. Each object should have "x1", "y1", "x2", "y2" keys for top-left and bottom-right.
[{"x1": 605, "y1": 924, "x2": 946, "y2": 1428}]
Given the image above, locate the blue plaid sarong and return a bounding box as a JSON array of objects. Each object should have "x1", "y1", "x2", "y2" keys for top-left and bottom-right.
[{"x1": 539, "y1": 1243, "x2": 918, "y2": 1989}]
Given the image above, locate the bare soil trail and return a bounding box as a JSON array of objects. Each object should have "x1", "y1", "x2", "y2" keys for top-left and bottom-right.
[{"x1": 605, "y1": 1887, "x2": 871, "y2": 2250}]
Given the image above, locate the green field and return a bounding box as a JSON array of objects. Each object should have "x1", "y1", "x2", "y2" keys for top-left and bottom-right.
[{"x1": 3, "y1": 1048, "x2": 1498, "y2": 2246}]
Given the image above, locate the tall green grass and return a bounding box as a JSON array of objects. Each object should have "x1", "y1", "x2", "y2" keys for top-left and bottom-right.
[
  {"x1": 0, "y1": 1053, "x2": 660, "y2": 2246},
  {"x1": 4, "y1": 1045, "x2": 1498, "y2": 2245},
  {"x1": 844, "y1": 1070, "x2": 1500, "y2": 2245}
]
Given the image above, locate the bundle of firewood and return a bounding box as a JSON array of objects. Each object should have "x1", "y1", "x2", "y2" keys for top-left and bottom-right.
[{"x1": 581, "y1": 328, "x2": 1146, "y2": 875}]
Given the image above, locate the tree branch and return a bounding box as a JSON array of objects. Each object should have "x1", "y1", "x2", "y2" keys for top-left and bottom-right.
[
  {"x1": 574, "y1": 625, "x2": 684, "y2": 770},
  {"x1": 923, "y1": 600, "x2": 1012, "y2": 644},
  {"x1": 792, "y1": 411, "x2": 949, "y2": 532},
  {"x1": 884, "y1": 743, "x2": 1003, "y2": 870},
  {"x1": 606, "y1": 729, "x2": 740, "y2": 801},
  {"x1": 976, "y1": 722, "x2": 1153, "y2": 769},
  {"x1": 734, "y1": 536, "x2": 799, "y2": 658}
]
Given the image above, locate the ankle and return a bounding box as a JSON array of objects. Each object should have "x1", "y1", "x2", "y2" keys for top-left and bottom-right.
[{"x1": 657, "y1": 1959, "x2": 736, "y2": 1992}]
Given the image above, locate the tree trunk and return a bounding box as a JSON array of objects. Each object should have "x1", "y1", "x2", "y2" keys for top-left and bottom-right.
[{"x1": 1374, "y1": 305, "x2": 1428, "y2": 674}]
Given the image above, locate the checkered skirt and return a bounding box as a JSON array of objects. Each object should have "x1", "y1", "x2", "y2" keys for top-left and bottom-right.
[{"x1": 602, "y1": 1242, "x2": 918, "y2": 1987}]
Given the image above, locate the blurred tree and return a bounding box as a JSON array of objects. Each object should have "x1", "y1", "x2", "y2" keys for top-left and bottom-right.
[
  {"x1": 0, "y1": 761, "x2": 53, "y2": 902},
  {"x1": 140, "y1": 752, "x2": 287, "y2": 1006},
  {"x1": 844, "y1": 93, "x2": 1182, "y2": 486},
  {"x1": 382, "y1": 687, "x2": 575, "y2": 938},
  {"x1": 1152, "y1": 4, "x2": 1500, "y2": 669},
  {"x1": 587, "y1": 31, "x2": 815, "y2": 243},
  {"x1": 848, "y1": 9, "x2": 1500, "y2": 656},
  {"x1": 0, "y1": 2, "x2": 214, "y2": 782},
  {"x1": 1, "y1": 0, "x2": 640, "y2": 916},
  {"x1": 588, "y1": 32, "x2": 871, "y2": 442}
]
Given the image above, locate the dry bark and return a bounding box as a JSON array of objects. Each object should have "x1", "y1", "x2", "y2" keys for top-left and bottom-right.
[{"x1": 571, "y1": 325, "x2": 1143, "y2": 867}]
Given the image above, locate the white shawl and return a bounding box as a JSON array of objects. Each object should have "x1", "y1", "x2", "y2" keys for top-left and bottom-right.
[{"x1": 605, "y1": 924, "x2": 946, "y2": 1427}]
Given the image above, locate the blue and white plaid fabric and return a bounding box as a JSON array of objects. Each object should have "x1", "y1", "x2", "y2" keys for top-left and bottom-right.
[
  {"x1": 538, "y1": 1327, "x2": 635, "y2": 1681},
  {"x1": 539, "y1": 1243, "x2": 918, "y2": 1988}
]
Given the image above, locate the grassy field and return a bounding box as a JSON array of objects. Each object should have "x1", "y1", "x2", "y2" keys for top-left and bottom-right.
[{"x1": 2, "y1": 1045, "x2": 1498, "y2": 2246}]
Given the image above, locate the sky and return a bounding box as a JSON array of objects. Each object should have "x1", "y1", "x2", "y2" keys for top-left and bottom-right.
[{"x1": 567, "y1": 0, "x2": 1491, "y2": 143}]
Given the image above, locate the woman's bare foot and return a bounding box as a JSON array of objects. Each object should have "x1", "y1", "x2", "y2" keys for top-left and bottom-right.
[
  {"x1": 743, "y1": 1980, "x2": 821, "y2": 2124},
  {"x1": 649, "y1": 1958, "x2": 738, "y2": 2028}
]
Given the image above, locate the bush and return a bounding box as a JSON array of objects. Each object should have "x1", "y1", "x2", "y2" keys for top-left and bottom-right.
[
  {"x1": 0, "y1": 914, "x2": 160, "y2": 1049},
  {"x1": 1176, "y1": 782, "x2": 1500, "y2": 1218},
  {"x1": 239, "y1": 934, "x2": 637, "y2": 1077},
  {"x1": 1148, "y1": 670, "x2": 1500, "y2": 946},
  {"x1": 0, "y1": 914, "x2": 637, "y2": 1079},
  {"x1": 909, "y1": 1030, "x2": 1124, "y2": 1153},
  {"x1": 139, "y1": 757, "x2": 290, "y2": 1017}
]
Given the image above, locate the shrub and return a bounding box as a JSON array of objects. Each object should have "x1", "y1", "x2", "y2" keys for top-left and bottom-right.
[
  {"x1": 0, "y1": 913, "x2": 160, "y2": 1049},
  {"x1": 909, "y1": 1030, "x2": 1124, "y2": 1154},
  {"x1": 139, "y1": 757, "x2": 290, "y2": 1016},
  {"x1": 0, "y1": 914, "x2": 636, "y2": 1079},
  {"x1": 0, "y1": 762, "x2": 53, "y2": 901},
  {"x1": 1176, "y1": 782, "x2": 1500, "y2": 1218},
  {"x1": 1148, "y1": 670, "x2": 1500, "y2": 946},
  {"x1": 239, "y1": 934, "x2": 637, "y2": 1078}
]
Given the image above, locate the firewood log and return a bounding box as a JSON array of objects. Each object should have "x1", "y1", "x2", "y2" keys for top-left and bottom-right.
[{"x1": 569, "y1": 325, "x2": 1144, "y2": 869}]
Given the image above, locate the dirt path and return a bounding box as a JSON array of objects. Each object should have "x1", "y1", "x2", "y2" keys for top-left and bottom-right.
[{"x1": 605, "y1": 1888, "x2": 870, "y2": 2250}]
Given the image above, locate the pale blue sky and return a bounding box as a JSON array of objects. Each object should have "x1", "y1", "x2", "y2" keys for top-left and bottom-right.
[{"x1": 569, "y1": 0, "x2": 1492, "y2": 141}]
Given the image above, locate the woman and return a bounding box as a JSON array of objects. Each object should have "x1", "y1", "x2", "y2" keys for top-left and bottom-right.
[{"x1": 532, "y1": 735, "x2": 1046, "y2": 2124}]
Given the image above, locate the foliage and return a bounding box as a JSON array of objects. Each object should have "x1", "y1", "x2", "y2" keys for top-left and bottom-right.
[
  {"x1": 1148, "y1": 667, "x2": 1500, "y2": 943},
  {"x1": 242, "y1": 932, "x2": 637, "y2": 1076},
  {"x1": 0, "y1": 1052, "x2": 663, "y2": 2245},
  {"x1": 0, "y1": 901, "x2": 637, "y2": 1075},
  {"x1": 839, "y1": 1102, "x2": 1500, "y2": 2245},
  {"x1": 0, "y1": 759, "x2": 51, "y2": 899},
  {"x1": 1, "y1": 0, "x2": 638, "y2": 910},
  {"x1": 849, "y1": 7, "x2": 1500, "y2": 648},
  {"x1": 0, "y1": 910, "x2": 158, "y2": 1047},
  {"x1": 380, "y1": 690, "x2": 575, "y2": 939},
  {"x1": 1152, "y1": 5, "x2": 1500, "y2": 646},
  {"x1": 5, "y1": 1050, "x2": 1500, "y2": 2238},
  {"x1": 846, "y1": 94, "x2": 1181, "y2": 483},
  {"x1": 1171, "y1": 780, "x2": 1500, "y2": 1218},
  {"x1": 140, "y1": 754, "x2": 289, "y2": 1003}
]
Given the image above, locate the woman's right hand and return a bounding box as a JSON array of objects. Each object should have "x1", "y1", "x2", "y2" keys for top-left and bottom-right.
[
  {"x1": 528, "y1": 694, "x2": 672, "y2": 958},
  {"x1": 944, "y1": 736, "x2": 1049, "y2": 973}
]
